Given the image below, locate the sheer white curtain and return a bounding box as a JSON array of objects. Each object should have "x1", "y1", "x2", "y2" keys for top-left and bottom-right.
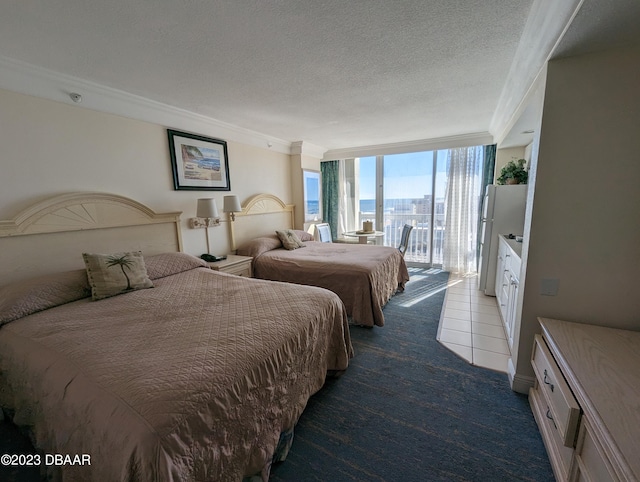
[{"x1": 442, "y1": 147, "x2": 483, "y2": 274}]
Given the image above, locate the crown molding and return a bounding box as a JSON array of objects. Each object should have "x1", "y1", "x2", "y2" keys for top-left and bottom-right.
[
  {"x1": 290, "y1": 141, "x2": 326, "y2": 159},
  {"x1": 322, "y1": 132, "x2": 494, "y2": 160},
  {"x1": 0, "y1": 55, "x2": 292, "y2": 154},
  {"x1": 490, "y1": 0, "x2": 583, "y2": 146}
]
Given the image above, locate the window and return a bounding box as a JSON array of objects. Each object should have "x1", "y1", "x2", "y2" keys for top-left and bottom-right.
[
  {"x1": 339, "y1": 146, "x2": 486, "y2": 270},
  {"x1": 303, "y1": 169, "x2": 321, "y2": 222}
]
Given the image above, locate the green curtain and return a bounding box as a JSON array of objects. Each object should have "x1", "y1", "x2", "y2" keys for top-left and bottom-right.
[
  {"x1": 476, "y1": 144, "x2": 496, "y2": 266},
  {"x1": 482, "y1": 144, "x2": 496, "y2": 190},
  {"x1": 321, "y1": 160, "x2": 340, "y2": 240}
]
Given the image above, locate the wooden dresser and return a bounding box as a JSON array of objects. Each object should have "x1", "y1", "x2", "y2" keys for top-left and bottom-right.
[{"x1": 530, "y1": 318, "x2": 640, "y2": 481}]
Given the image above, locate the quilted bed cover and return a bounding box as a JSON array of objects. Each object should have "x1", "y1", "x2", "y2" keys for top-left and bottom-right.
[
  {"x1": 252, "y1": 243, "x2": 410, "y2": 327},
  {"x1": 0, "y1": 268, "x2": 352, "y2": 481}
]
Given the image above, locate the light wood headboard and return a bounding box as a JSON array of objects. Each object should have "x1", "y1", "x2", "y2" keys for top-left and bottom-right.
[
  {"x1": 231, "y1": 193, "x2": 294, "y2": 250},
  {"x1": 0, "y1": 192, "x2": 182, "y2": 284}
]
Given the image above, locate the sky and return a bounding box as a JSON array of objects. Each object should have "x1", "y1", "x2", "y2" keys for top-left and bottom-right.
[
  {"x1": 359, "y1": 150, "x2": 449, "y2": 200},
  {"x1": 304, "y1": 170, "x2": 319, "y2": 200}
]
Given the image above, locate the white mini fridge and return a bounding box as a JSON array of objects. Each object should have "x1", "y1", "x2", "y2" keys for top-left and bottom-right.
[{"x1": 477, "y1": 184, "x2": 527, "y2": 295}]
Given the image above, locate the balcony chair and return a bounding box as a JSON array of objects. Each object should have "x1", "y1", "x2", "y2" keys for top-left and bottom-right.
[
  {"x1": 315, "y1": 223, "x2": 333, "y2": 243},
  {"x1": 398, "y1": 224, "x2": 414, "y2": 257}
]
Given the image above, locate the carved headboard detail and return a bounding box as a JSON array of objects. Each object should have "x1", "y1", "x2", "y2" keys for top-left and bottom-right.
[
  {"x1": 230, "y1": 193, "x2": 295, "y2": 251},
  {"x1": 0, "y1": 192, "x2": 182, "y2": 283}
]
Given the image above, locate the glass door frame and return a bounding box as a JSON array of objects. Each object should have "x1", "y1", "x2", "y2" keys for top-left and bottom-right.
[{"x1": 369, "y1": 151, "x2": 442, "y2": 268}]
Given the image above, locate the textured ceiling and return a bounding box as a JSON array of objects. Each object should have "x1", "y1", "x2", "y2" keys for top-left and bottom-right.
[{"x1": 1, "y1": 1, "x2": 638, "y2": 152}]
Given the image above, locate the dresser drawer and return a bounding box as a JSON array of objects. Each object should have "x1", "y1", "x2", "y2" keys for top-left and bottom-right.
[
  {"x1": 530, "y1": 384, "x2": 575, "y2": 481},
  {"x1": 532, "y1": 335, "x2": 581, "y2": 447}
]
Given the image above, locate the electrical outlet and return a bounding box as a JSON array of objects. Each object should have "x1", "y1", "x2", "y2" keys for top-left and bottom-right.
[{"x1": 540, "y1": 278, "x2": 559, "y2": 296}]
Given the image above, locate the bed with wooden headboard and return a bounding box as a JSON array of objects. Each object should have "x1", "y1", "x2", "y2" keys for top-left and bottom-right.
[
  {"x1": 230, "y1": 192, "x2": 296, "y2": 250},
  {"x1": 0, "y1": 192, "x2": 352, "y2": 481},
  {"x1": 0, "y1": 192, "x2": 183, "y2": 284},
  {"x1": 232, "y1": 193, "x2": 410, "y2": 327}
]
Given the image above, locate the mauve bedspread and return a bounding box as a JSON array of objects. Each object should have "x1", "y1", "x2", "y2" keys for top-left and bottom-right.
[
  {"x1": 0, "y1": 268, "x2": 352, "y2": 481},
  {"x1": 252, "y1": 243, "x2": 410, "y2": 327}
]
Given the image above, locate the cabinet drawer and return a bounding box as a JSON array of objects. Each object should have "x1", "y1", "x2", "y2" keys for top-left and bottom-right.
[
  {"x1": 530, "y1": 385, "x2": 575, "y2": 481},
  {"x1": 224, "y1": 264, "x2": 252, "y2": 277},
  {"x1": 532, "y1": 335, "x2": 581, "y2": 447}
]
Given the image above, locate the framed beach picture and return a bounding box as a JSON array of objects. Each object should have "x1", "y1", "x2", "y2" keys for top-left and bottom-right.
[
  {"x1": 168, "y1": 129, "x2": 230, "y2": 191},
  {"x1": 303, "y1": 169, "x2": 322, "y2": 222}
]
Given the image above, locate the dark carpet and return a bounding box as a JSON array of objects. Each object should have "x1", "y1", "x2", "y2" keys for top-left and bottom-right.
[
  {"x1": 0, "y1": 416, "x2": 42, "y2": 482},
  {"x1": 0, "y1": 268, "x2": 553, "y2": 481},
  {"x1": 269, "y1": 268, "x2": 554, "y2": 481}
]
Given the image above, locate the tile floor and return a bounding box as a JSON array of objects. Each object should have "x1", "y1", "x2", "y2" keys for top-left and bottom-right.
[{"x1": 437, "y1": 274, "x2": 511, "y2": 373}]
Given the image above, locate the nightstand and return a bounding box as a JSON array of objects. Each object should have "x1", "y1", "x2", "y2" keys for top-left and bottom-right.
[{"x1": 206, "y1": 254, "x2": 253, "y2": 277}]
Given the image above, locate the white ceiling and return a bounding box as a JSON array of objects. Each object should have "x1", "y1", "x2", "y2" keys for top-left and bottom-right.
[{"x1": 1, "y1": 0, "x2": 639, "y2": 156}]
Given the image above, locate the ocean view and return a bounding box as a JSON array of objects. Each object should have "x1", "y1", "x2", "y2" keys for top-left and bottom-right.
[{"x1": 306, "y1": 200, "x2": 319, "y2": 215}]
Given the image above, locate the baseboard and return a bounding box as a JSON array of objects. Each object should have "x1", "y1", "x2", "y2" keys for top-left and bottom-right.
[{"x1": 508, "y1": 358, "x2": 535, "y2": 394}]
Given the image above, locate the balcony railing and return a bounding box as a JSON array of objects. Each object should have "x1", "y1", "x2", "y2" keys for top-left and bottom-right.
[{"x1": 359, "y1": 212, "x2": 445, "y2": 265}]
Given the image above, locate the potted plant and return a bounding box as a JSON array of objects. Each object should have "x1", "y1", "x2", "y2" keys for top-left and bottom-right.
[{"x1": 497, "y1": 158, "x2": 528, "y2": 185}]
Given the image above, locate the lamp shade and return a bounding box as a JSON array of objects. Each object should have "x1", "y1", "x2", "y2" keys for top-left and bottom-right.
[
  {"x1": 196, "y1": 198, "x2": 219, "y2": 218},
  {"x1": 223, "y1": 195, "x2": 242, "y2": 213}
]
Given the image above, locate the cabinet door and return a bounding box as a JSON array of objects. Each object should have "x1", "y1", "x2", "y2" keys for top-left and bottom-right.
[
  {"x1": 494, "y1": 245, "x2": 503, "y2": 299},
  {"x1": 505, "y1": 276, "x2": 518, "y2": 348},
  {"x1": 571, "y1": 419, "x2": 616, "y2": 482},
  {"x1": 495, "y1": 241, "x2": 511, "y2": 321}
]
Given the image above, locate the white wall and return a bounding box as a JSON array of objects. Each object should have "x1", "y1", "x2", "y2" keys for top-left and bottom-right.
[
  {"x1": 290, "y1": 145, "x2": 322, "y2": 229},
  {"x1": 510, "y1": 44, "x2": 640, "y2": 391},
  {"x1": 0, "y1": 88, "x2": 292, "y2": 256},
  {"x1": 494, "y1": 147, "x2": 526, "y2": 184}
]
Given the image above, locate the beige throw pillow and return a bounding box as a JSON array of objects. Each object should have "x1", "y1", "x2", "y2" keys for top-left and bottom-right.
[
  {"x1": 83, "y1": 251, "x2": 153, "y2": 300},
  {"x1": 275, "y1": 229, "x2": 305, "y2": 250}
]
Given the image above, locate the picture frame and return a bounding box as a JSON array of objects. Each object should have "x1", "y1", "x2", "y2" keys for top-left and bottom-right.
[
  {"x1": 303, "y1": 169, "x2": 322, "y2": 222},
  {"x1": 168, "y1": 129, "x2": 230, "y2": 191}
]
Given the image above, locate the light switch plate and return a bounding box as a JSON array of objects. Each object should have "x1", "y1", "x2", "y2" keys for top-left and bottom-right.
[{"x1": 540, "y1": 278, "x2": 559, "y2": 296}]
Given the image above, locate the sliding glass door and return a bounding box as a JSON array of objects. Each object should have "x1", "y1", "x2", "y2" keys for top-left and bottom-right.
[
  {"x1": 355, "y1": 151, "x2": 448, "y2": 266},
  {"x1": 383, "y1": 152, "x2": 433, "y2": 263}
]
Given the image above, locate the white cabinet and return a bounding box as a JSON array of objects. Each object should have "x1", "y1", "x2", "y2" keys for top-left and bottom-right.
[
  {"x1": 495, "y1": 239, "x2": 508, "y2": 309},
  {"x1": 530, "y1": 318, "x2": 640, "y2": 482},
  {"x1": 505, "y1": 279, "x2": 519, "y2": 348},
  {"x1": 495, "y1": 235, "x2": 521, "y2": 350}
]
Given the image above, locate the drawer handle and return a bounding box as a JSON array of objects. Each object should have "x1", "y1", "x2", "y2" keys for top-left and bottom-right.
[
  {"x1": 543, "y1": 369, "x2": 555, "y2": 392},
  {"x1": 546, "y1": 407, "x2": 557, "y2": 429}
]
